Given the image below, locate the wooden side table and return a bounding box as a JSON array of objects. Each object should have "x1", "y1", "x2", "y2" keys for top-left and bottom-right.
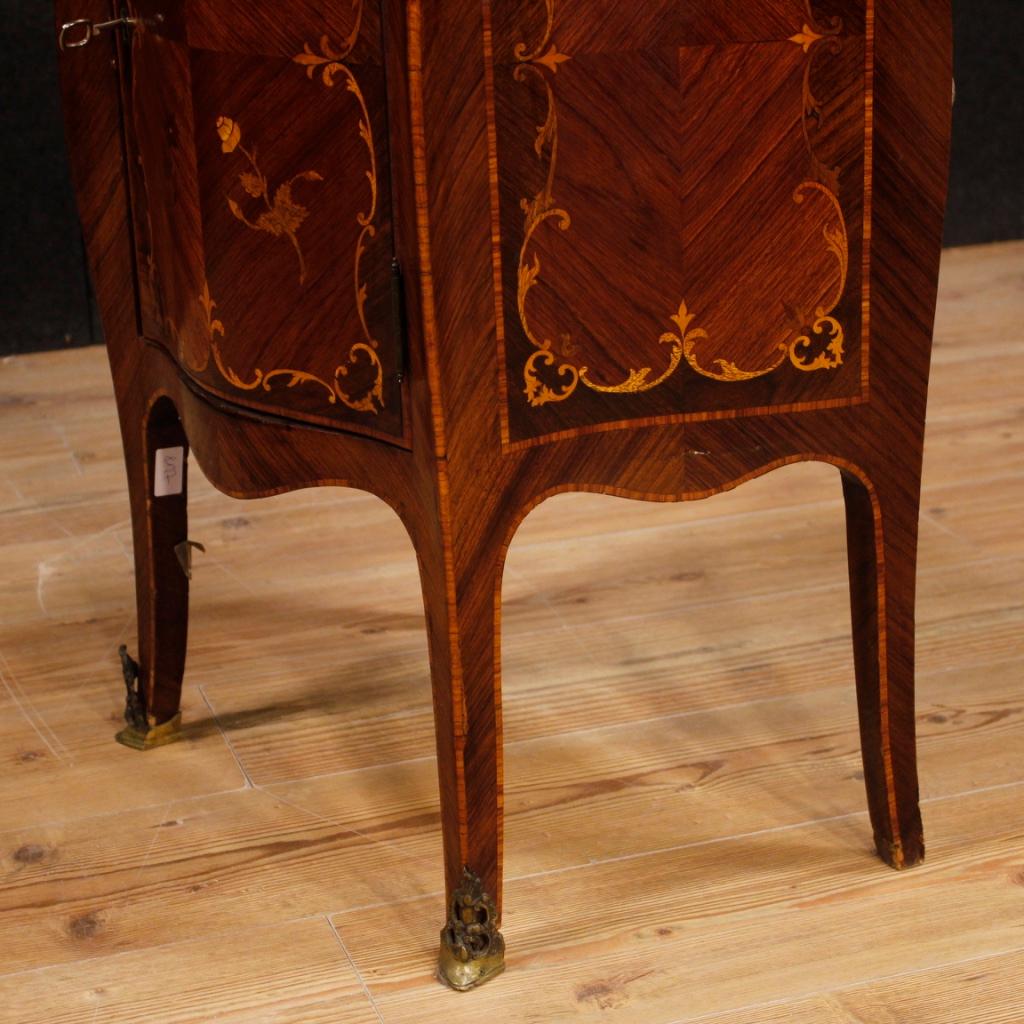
[{"x1": 55, "y1": 0, "x2": 952, "y2": 990}]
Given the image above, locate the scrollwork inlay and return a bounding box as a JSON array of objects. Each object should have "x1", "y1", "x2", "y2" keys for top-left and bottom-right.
[{"x1": 516, "y1": 0, "x2": 853, "y2": 407}]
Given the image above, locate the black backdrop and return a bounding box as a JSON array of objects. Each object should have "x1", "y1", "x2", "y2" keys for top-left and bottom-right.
[{"x1": 1, "y1": 2, "x2": 1021, "y2": 356}]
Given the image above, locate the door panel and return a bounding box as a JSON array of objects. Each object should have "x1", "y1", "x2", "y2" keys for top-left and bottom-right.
[
  {"x1": 124, "y1": 0, "x2": 403, "y2": 439},
  {"x1": 490, "y1": 0, "x2": 871, "y2": 445}
]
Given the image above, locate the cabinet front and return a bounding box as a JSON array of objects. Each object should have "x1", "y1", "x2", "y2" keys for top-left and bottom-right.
[
  {"x1": 124, "y1": 0, "x2": 403, "y2": 439},
  {"x1": 488, "y1": 0, "x2": 872, "y2": 446}
]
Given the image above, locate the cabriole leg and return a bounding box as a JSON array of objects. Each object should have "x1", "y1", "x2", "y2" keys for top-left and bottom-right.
[
  {"x1": 842, "y1": 467, "x2": 925, "y2": 869},
  {"x1": 116, "y1": 396, "x2": 191, "y2": 750},
  {"x1": 412, "y1": 510, "x2": 507, "y2": 990}
]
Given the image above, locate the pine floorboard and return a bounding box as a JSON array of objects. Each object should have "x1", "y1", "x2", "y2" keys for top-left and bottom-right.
[{"x1": 0, "y1": 240, "x2": 1021, "y2": 1020}]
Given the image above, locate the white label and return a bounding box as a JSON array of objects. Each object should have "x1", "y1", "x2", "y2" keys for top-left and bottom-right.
[{"x1": 153, "y1": 447, "x2": 185, "y2": 497}]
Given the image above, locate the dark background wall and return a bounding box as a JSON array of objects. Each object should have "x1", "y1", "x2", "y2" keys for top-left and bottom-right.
[{"x1": 1, "y1": 1, "x2": 1021, "y2": 356}]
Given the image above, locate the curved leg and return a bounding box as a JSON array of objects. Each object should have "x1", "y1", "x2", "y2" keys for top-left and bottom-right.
[
  {"x1": 411, "y1": 506, "x2": 506, "y2": 990},
  {"x1": 115, "y1": 395, "x2": 191, "y2": 749},
  {"x1": 842, "y1": 467, "x2": 924, "y2": 869}
]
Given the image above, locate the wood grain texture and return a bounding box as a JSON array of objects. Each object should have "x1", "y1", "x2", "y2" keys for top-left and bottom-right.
[
  {"x1": 0, "y1": 918, "x2": 383, "y2": 1024},
  {"x1": 52, "y1": 0, "x2": 953, "y2": 989},
  {"x1": 0, "y1": 239, "x2": 1021, "y2": 1019},
  {"x1": 492, "y1": 0, "x2": 869, "y2": 442},
  {"x1": 333, "y1": 786, "x2": 1024, "y2": 1021}
]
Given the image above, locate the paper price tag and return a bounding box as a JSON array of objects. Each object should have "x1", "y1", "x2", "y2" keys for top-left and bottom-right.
[{"x1": 154, "y1": 447, "x2": 185, "y2": 497}]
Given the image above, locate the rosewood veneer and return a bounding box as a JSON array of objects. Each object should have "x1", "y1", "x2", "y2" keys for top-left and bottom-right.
[{"x1": 55, "y1": 0, "x2": 953, "y2": 990}]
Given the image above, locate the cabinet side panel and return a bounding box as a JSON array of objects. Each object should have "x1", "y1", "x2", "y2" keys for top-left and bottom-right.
[{"x1": 489, "y1": 0, "x2": 872, "y2": 446}]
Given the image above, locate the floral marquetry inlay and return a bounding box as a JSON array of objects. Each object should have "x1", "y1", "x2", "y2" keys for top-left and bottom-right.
[
  {"x1": 515, "y1": 0, "x2": 855, "y2": 409},
  {"x1": 191, "y1": 2, "x2": 387, "y2": 417},
  {"x1": 217, "y1": 117, "x2": 323, "y2": 286}
]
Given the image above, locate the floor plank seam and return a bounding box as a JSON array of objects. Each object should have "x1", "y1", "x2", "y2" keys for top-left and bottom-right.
[
  {"x1": 257, "y1": 753, "x2": 437, "y2": 790},
  {"x1": 193, "y1": 683, "x2": 257, "y2": 791},
  {"x1": 510, "y1": 496, "x2": 847, "y2": 551},
  {"x1": 0, "y1": 646, "x2": 71, "y2": 764},
  {"x1": 503, "y1": 687, "x2": 861, "y2": 750},
  {"x1": 510, "y1": 553, "x2": 1024, "y2": 641},
  {"x1": 0, "y1": 780, "x2": 254, "y2": 839},
  {"x1": 0, "y1": 912, "x2": 330, "y2": 983},
  {"x1": 326, "y1": 915, "x2": 389, "y2": 1024},
  {"x1": 503, "y1": 564, "x2": 620, "y2": 672},
  {"x1": 503, "y1": 778, "x2": 1024, "y2": 887},
  {"x1": 33, "y1": 643, "x2": 1008, "y2": 812},
  {"x1": 327, "y1": 887, "x2": 447, "y2": 922},
  {"x1": 665, "y1": 942, "x2": 1024, "y2": 1024},
  {"x1": 267, "y1": 786, "x2": 434, "y2": 880}
]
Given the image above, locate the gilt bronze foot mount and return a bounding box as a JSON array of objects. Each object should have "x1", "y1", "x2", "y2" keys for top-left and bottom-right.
[
  {"x1": 438, "y1": 868, "x2": 506, "y2": 991},
  {"x1": 114, "y1": 645, "x2": 183, "y2": 750}
]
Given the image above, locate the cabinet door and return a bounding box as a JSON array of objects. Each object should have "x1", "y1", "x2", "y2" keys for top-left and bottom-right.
[
  {"x1": 489, "y1": 0, "x2": 872, "y2": 447},
  {"x1": 124, "y1": 0, "x2": 404, "y2": 439}
]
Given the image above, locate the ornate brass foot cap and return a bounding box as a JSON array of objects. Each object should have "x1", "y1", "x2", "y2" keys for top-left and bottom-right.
[
  {"x1": 116, "y1": 712, "x2": 183, "y2": 750},
  {"x1": 437, "y1": 868, "x2": 506, "y2": 991},
  {"x1": 114, "y1": 645, "x2": 183, "y2": 749}
]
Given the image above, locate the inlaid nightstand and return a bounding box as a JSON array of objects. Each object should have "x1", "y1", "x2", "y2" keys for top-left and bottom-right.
[{"x1": 55, "y1": 0, "x2": 952, "y2": 989}]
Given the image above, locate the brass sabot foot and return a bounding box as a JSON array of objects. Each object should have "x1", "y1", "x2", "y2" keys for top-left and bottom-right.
[
  {"x1": 114, "y1": 645, "x2": 183, "y2": 749},
  {"x1": 438, "y1": 940, "x2": 506, "y2": 991},
  {"x1": 115, "y1": 712, "x2": 183, "y2": 750},
  {"x1": 437, "y1": 867, "x2": 506, "y2": 991}
]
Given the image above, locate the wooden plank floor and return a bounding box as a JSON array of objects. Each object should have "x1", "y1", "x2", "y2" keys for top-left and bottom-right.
[{"x1": 1, "y1": 240, "x2": 1022, "y2": 1022}]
